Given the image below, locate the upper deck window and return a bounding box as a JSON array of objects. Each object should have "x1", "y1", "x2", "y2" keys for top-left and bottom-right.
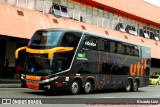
[
  {"x1": 29, "y1": 31, "x2": 62, "y2": 49},
  {"x1": 82, "y1": 35, "x2": 98, "y2": 51},
  {"x1": 61, "y1": 32, "x2": 81, "y2": 47}
]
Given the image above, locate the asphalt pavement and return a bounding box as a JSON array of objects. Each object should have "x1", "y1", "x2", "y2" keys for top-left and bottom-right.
[{"x1": 0, "y1": 79, "x2": 21, "y2": 88}]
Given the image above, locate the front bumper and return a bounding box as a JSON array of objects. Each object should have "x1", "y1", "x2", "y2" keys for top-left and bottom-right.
[
  {"x1": 149, "y1": 80, "x2": 157, "y2": 85},
  {"x1": 21, "y1": 77, "x2": 69, "y2": 91}
]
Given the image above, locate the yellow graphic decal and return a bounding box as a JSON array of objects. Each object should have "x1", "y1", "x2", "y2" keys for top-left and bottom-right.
[
  {"x1": 15, "y1": 46, "x2": 27, "y2": 59},
  {"x1": 26, "y1": 47, "x2": 74, "y2": 59},
  {"x1": 48, "y1": 47, "x2": 74, "y2": 59}
]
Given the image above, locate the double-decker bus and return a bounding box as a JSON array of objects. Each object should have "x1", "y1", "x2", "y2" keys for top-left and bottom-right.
[{"x1": 15, "y1": 28, "x2": 151, "y2": 94}]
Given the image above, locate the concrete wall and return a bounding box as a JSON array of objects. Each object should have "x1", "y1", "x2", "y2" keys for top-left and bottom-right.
[
  {"x1": 0, "y1": 3, "x2": 160, "y2": 59},
  {"x1": 92, "y1": 0, "x2": 160, "y2": 25}
]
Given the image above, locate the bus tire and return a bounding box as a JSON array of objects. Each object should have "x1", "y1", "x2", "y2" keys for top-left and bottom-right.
[
  {"x1": 132, "y1": 80, "x2": 138, "y2": 92},
  {"x1": 70, "y1": 80, "x2": 80, "y2": 95},
  {"x1": 83, "y1": 80, "x2": 92, "y2": 94},
  {"x1": 125, "y1": 80, "x2": 132, "y2": 92}
]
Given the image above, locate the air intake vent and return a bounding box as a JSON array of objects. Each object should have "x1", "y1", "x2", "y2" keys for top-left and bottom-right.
[
  {"x1": 105, "y1": 31, "x2": 109, "y2": 35},
  {"x1": 17, "y1": 10, "x2": 24, "y2": 16},
  {"x1": 141, "y1": 39, "x2": 144, "y2": 43},
  {"x1": 53, "y1": 19, "x2": 58, "y2": 24},
  {"x1": 124, "y1": 35, "x2": 128, "y2": 39},
  {"x1": 81, "y1": 25, "x2": 86, "y2": 30}
]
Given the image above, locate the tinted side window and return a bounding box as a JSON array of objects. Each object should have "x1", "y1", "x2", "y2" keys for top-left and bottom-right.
[
  {"x1": 104, "y1": 39, "x2": 110, "y2": 52},
  {"x1": 61, "y1": 32, "x2": 81, "y2": 47},
  {"x1": 110, "y1": 41, "x2": 116, "y2": 53},
  {"x1": 98, "y1": 38, "x2": 104, "y2": 51},
  {"x1": 117, "y1": 43, "x2": 125, "y2": 54},
  {"x1": 82, "y1": 35, "x2": 98, "y2": 50},
  {"x1": 123, "y1": 43, "x2": 139, "y2": 57},
  {"x1": 134, "y1": 48, "x2": 139, "y2": 57},
  {"x1": 126, "y1": 45, "x2": 131, "y2": 55}
]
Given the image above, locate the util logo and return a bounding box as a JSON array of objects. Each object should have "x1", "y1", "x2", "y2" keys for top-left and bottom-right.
[{"x1": 130, "y1": 59, "x2": 147, "y2": 76}]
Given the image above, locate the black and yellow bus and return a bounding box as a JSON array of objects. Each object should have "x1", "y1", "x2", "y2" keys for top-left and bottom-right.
[{"x1": 15, "y1": 28, "x2": 151, "y2": 94}]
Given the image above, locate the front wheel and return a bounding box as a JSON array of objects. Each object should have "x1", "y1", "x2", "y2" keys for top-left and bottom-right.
[
  {"x1": 132, "y1": 80, "x2": 138, "y2": 92},
  {"x1": 125, "y1": 80, "x2": 131, "y2": 92},
  {"x1": 83, "y1": 80, "x2": 92, "y2": 94},
  {"x1": 70, "y1": 80, "x2": 80, "y2": 95}
]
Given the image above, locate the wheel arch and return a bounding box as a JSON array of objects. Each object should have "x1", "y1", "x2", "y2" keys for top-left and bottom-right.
[
  {"x1": 128, "y1": 77, "x2": 133, "y2": 86},
  {"x1": 72, "y1": 77, "x2": 83, "y2": 89}
]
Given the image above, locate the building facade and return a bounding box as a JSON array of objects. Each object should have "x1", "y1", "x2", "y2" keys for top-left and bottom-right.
[{"x1": 0, "y1": 0, "x2": 160, "y2": 79}]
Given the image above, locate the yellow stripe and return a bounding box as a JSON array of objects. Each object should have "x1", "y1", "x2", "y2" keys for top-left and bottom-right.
[
  {"x1": 48, "y1": 47, "x2": 74, "y2": 59},
  {"x1": 26, "y1": 48, "x2": 50, "y2": 54},
  {"x1": 15, "y1": 46, "x2": 27, "y2": 59},
  {"x1": 26, "y1": 47, "x2": 74, "y2": 59},
  {"x1": 16, "y1": 47, "x2": 74, "y2": 60}
]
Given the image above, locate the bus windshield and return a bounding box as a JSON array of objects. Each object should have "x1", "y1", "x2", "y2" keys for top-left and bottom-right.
[
  {"x1": 23, "y1": 31, "x2": 82, "y2": 76},
  {"x1": 23, "y1": 53, "x2": 70, "y2": 76},
  {"x1": 28, "y1": 31, "x2": 62, "y2": 49}
]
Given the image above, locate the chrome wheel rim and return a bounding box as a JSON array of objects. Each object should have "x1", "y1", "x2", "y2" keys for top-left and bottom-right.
[
  {"x1": 72, "y1": 82, "x2": 79, "y2": 94},
  {"x1": 133, "y1": 82, "x2": 138, "y2": 91},
  {"x1": 85, "y1": 82, "x2": 91, "y2": 93},
  {"x1": 126, "y1": 81, "x2": 131, "y2": 91}
]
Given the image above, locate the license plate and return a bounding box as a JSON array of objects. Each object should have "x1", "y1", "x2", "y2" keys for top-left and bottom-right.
[{"x1": 26, "y1": 82, "x2": 39, "y2": 90}]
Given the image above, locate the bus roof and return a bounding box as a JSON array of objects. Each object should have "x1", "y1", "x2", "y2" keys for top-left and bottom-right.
[
  {"x1": 37, "y1": 28, "x2": 150, "y2": 48},
  {"x1": 37, "y1": 28, "x2": 83, "y2": 33}
]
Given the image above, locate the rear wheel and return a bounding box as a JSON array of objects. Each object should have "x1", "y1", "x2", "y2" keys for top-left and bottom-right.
[
  {"x1": 132, "y1": 80, "x2": 138, "y2": 92},
  {"x1": 83, "y1": 80, "x2": 92, "y2": 94},
  {"x1": 125, "y1": 80, "x2": 131, "y2": 92},
  {"x1": 70, "y1": 80, "x2": 80, "y2": 95}
]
